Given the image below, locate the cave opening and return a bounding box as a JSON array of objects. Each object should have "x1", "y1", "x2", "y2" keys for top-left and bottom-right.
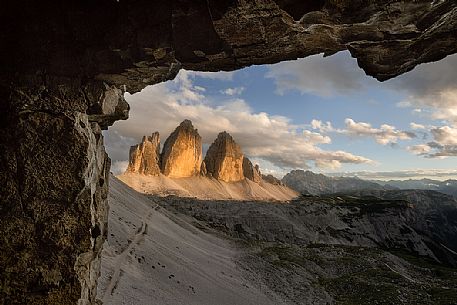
[
  {"x1": 2, "y1": 1, "x2": 457, "y2": 304},
  {"x1": 105, "y1": 51, "x2": 457, "y2": 184},
  {"x1": 98, "y1": 51, "x2": 457, "y2": 305}
]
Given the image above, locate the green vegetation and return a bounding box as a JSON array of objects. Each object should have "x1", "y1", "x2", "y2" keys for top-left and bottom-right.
[
  {"x1": 257, "y1": 244, "x2": 457, "y2": 305},
  {"x1": 320, "y1": 195, "x2": 409, "y2": 215},
  {"x1": 259, "y1": 245, "x2": 308, "y2": 268}
]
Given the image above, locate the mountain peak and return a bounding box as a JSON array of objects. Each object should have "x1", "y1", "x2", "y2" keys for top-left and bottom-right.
[
  {"x1": 160, "y1": 120, "x2": 203, "y2": 178},
  {"x1": 178, "y1": 119, "x2": 195, "y2": 129},
  {"x1": 126, "y1": 132, "x2": 161, "y2": 176},
  {"x1": 204, "y1": 131, "x2": 244, "y2": 182}
]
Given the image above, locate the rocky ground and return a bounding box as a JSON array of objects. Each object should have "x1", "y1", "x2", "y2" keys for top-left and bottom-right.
[
  {"x1": 99, "y1": 177, "x2": 457, "y2": 304},
  {"x1": 118, "y1": 172, "x2": 297, "y2": 201},
  {"x1": 240, "y1": 244, "x2": 457, "y2": 305},
  {"x1": 157, "y1": 191, "x2": 457, "y2": 304}
]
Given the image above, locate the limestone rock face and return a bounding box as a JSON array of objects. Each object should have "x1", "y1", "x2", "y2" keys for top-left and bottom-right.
[
  {"x1": 243, "y1": 157, "x2": 262, "y2": 183},
  {"x1": 204, "y1": 132, "x2": 245, "y2": 182},
  {"x1": 126, "y1": 132, "x2": 161, "y2": 176},
  {"x1": 161, "y1": 120, "x2": 202, "y2": 178}
]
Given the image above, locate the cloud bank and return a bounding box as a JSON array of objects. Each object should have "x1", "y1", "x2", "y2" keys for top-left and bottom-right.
[
  {"x1": 105, "y1": 70, "x2": 372, "y2": 172},
  {"x1": 266, "y1": 52, "x2": 368, "y2": 97},
  {"x1": 329, "y1": 169, "x2": 457, "y2": 181},
  {"x1": 311, "y1": 118, "x2": 415, "y2": 145},
  {"x1": 267, "y1": 51, "x2": 457, "y2": 160}
]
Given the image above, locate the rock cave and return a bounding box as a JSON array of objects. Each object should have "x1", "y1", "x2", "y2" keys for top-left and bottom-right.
[{"x1": 1, "y1": 1, "x2": 456, "y2": 304}]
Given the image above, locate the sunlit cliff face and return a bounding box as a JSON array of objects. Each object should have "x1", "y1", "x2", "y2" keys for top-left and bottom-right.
[
  {"x1": 160, "y1": 120, "x2": 203, "y2": 178},
  {"x1": 204, "y1": 132, "x2": 245, "y2": 182}
]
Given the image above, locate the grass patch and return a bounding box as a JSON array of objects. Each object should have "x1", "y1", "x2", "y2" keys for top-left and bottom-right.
[{"x1": 319, "y1": 267, "x2": 404, "y2": 305}]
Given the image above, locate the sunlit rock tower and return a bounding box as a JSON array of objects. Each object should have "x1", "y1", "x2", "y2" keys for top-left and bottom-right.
[
  {"x1": 160, "y1": 120, "x2": 203, "y2": 178},
  {"x1": 127, "y1": 132, "x2": 161, "y2": 176}
]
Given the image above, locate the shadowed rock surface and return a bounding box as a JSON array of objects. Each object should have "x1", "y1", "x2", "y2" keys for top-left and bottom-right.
[
  {"x1": 283, "y1": 169, "x2": 389, "y2": 195},
  {"x1": 101, "y1": 176, "x2": 457, "y2": 305},
  {"x1": 160, "y1": 190, "x2": 457, "y2": 267},
  {"x1": 2, "y1": 0, "x2": 457, "y2": 88},
  {"x1": 160, "y1": 120, "x2": 203, "y2": 178},
  {"x1": 127, "y1": 132, "x2": 161, "y2": 176},
  {"x1": 243, "y1": 157, "x2": 262, "y2": 183},
  {"x1": 378, "y1": 178, "x2": 457, "y2": 198},
  {"x1": 263, "y1": 174, "x2": 285, "y2": 186},
  {"x1": 2, "y1": 0, "x2": 457, "y2": 303},
  {"x1": 204, "y1": 132, "x2": 245, "y2": 182},
  {"x1": 155, "y1": 187, "x2": 457, "y2": 305}
]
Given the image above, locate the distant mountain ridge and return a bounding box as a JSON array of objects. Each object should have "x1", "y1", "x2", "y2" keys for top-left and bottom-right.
[
  {"x1": 376, "y1": 179, "x2": 457, "y2": 198},
  {"x1": 282, "y1": 170, "x2": 390, "y2": 195},
  {"x1": 282, "y1": 169, "x2": 457, "y2": 198}
]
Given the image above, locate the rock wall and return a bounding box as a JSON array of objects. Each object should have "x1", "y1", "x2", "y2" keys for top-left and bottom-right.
[
  {"x1": 160, "y1": 120, "x2": 203, "y2": 178},
  {"x1": 0, "y1": 79, "x2": 127, "y2": 305},
  {"x1": 243, "y1": 157, "x2": 262, "y2": 183},
  {"x1": 126, "y1": 132, "x2": 161, "y2": 176},
  {"x1": 3, "y1": 0, "x2": 457, "y2": 92},
  {"x1": 1, "y1": 0, "x2": 457, "y2": 304},
  {"x1": 204, "y1": 132, "x2": 245, "y2": 182}
]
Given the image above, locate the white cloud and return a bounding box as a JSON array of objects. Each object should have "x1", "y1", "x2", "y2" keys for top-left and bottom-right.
[
  {"x1": 266, "y1": 50, "x2": 457, "y2": 161},
  {"x1": 339, "y1": 118, "x2": 415, "y2": 145},
  {"x1": 431, "y1": 126, "x2": 457, "y2": 145},
  {"x1": 310, "y1": 118, "x2": 416, "y2": 149},
  {"x1": 329, "y1": 169, "x2": 457, "y2": 181},
  {"x1": 103, "y1": 129, "x2": 138, "y2": 162},
  {"x1": 391, "y1": 54, "x2": 457, "y2": 126},
  {"x1": 410, "y1": 122, "x2": 426, "y2": 130},
  {"x1": 106, "y1": 70, "x2": 373, "y2": 171},
  {"x1": 426, "y1": 145, "x2": 457, "y2": 158},
  {"x1": 400, "y1": 90, "x2": 457, "y2": 126},
  {"x1": 311, "y1": 119, "x2": 334, "y2": 132},
  {"x1": 194, "y1": 86, "x2": 206, "y2": 92},
  {"x1": 407, "y1": 144, "x2": 432, "y2": 155},
  {"x1": 268, "y1": 51, "x2": 457, "y2": 132},
  {"x1": 111, "y1": 160, "x2": 129, "y2": 175},
  {"x1": 402, "y1": 125, "x2": 457, "y2": 158},
  {"x1": 303, "y1": 130, "x2": 331, "y2": 144},
  {"x1": 417, "y1": 125, "x2": 457, "y2": 158},
  {"x1": 266, "y1": 52, "x2": 370, "y2": 97},
  {"x1": 221, "y1": 87, "x2": 245, "y2": 96}
]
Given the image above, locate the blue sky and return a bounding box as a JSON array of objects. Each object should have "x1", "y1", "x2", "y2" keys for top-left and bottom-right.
[{"x1": 105, "y1": 51, "x2": 457, "y2": 180}]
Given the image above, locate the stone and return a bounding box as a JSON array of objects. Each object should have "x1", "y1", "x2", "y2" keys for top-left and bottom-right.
[
  {"x1": 0, "y1": 107, "x2": 109, "y2": 305},
  {"x1": 262, "y1": 174, "x2": 284, "y2": 186},
  {"x1": 161, "y1": 120, "x2": 203, "y2": 178},
  {"x1": 87, "y1": 84, "x2": 129, "y2": 129},
  {"x1": 200, "y1": 161, "x2": 207, "y2": 176},
  {"x1": 126, "y1": 132, "x2": 161, "y2": 176},
  {"x1": 204, "y1": 132, "x2": 244, "y2": 182},
  {"x1": 2, "y1": 1, "x2": 457, "y2": 92},
  {"x1": 243, "y1": 157, "x2": 262, "y2": 183}
]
